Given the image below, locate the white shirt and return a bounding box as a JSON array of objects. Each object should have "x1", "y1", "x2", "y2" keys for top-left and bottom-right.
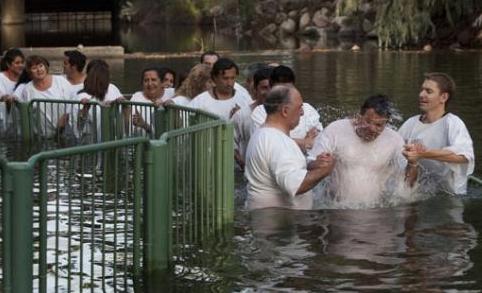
[
  {"x1": 171, "y1": 95, "x2": 191, "y2": 106},
  {"x1": 398, "y1": 113, "x2": 474, "y2": 194},
  {"x1": 309, "y1": 119, "x2": 408, "y2": 208},
  {"x1": 20, "y1": 75, "x2": 76, "y2": 138},
  {"x1": 232, "y1": 103, "x2": 256, "y2": 160},
  {"x1": 0, "y1": 72, "x2": 17, "y2": 129},
  {"x1": 71, "y1": 83, "x2": 123, "y2": 142},
  {"x1": 251, "y1": 102, "x2": 323, "y2": 139},
  {"x1": 130, "y1": 88, "x2": 174, "y2": 104},
  {"x1": 0, "y1": 72, "x2": 17, "y2": 95},
  {"x1": 129, "y1": 90, "x2": 173, "y2": 133},
  {"x1": 72, "y1": 83, "x2": 123, "y2": 103},
  {"x1": 245, "y1": 127, "x2": 312, "y2": 210},
  {"x1": 187, "y1": 90, "x2": 251, "y2": 120},
  {"x1": 234, "y1": 82, "x2": 252, "y2": 101}
]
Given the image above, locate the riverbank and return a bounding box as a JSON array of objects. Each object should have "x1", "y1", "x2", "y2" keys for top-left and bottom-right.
[{"x1": 18, "y1": 45, "x2": 482, "y2": 61}]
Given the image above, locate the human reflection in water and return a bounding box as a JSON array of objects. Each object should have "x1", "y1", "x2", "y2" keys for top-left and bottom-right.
[
  {"x1": 312, "y1": 196, "x2": 477, "y2": 291},
  {"x1": 240, "y1": 208, "x2": 328, "y2": 290},
  {"x1": 240, "y1": 196, "x2": 477, "y2": 291}
]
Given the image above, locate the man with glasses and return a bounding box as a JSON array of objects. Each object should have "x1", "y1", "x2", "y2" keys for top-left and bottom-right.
[{"x1": 308, "y1": 95, "x2": 417, "y2": 207}]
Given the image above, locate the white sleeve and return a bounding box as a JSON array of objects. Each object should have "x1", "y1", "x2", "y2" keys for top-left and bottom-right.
[
  {"x1": 232, "y1": 110, "x2": 242, "y2": 152},
  {"x1": 398, "y1": 116, "x2": 417, "y2": 140},
  {"x1": 303, "y1": 103, "x2": 323, "y2": 131},
  {"x1": 18, "y1": 84, "x2": 31, "y2": 102},
  {"x1": 187, "y1": 97, "x2": 200, "y2": 109},
  {"x1": 269, "y1": 142, "x2": 307, "y2": 197},
  {"x1": 308, "y1": 123, "x2": 336, "y2": 159},
  {"x1": 105, "y1": 84, "x2": 123, "y2": 102},
  {"x1": 250, "y1": 105, "x2": 266, "y2": 129},
  {"x1": 12, "y1": 85, "x2": 24, "y2": 100},
  {"x1": 444, "y1": 116, "x2": 475, "y2": 176}
]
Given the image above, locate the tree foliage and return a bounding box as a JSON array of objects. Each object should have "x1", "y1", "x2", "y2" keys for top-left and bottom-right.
[{"x1": 336, "y1": 0, "x2": 480, "y2": 48}]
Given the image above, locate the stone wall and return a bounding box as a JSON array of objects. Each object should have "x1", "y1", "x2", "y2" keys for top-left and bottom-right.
[{"x1": 244, "y1": 0, "x2": 376, "y2": 49}]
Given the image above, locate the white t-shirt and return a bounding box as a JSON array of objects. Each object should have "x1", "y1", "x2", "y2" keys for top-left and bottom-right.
[
  {"x1": 129, "y1": 90, "x2": 173, "y2": 132},
  {"x1": 251, "y1": 102, "x2": 323, "y2": 139},
  {"x1": 0, "y1": 72, "x2": 17, "y2": 95},
  {"x1": 0, "y1": 72, "x2": 17, "y2": 129},
  {"x1": 398, "y1": 113, "x2": 474, "y2": 194},
  {"x1": 20, "y1": 75, "x2": 76, "y2": 138},
  {"x1": 60, "y1": 74, "x2": 84, "y2": 94},
  {"x1": 234, "y1": 82, "x2": 252, "y2": 101},
  {"x1": 245, "y1": 127, "x2": 312, "y2": 210},
  {"x1": 171, "y1": 95, "x2": 191, "y2": 106},
  {"x1": 130, "y1": 88, "x2": 175, "y2": 104},
  {"x1": 309, "y1": 119, "x2": 408, "y2": 208},
  {"x1": 187, "y1": 90, "x2": 251, "y2": 120},
  {"x1": 69, "y1": 82, "x2": 84, "y2": 94},
  {"x1": 72, "y1": 83, "x2": 123, "y2": 103},
  {"x1": 71, "y1": 83, "x2": 123, "y2": 142},
  {"x1": 232, "y1": 103, "x2": 256, "y2": 160}
]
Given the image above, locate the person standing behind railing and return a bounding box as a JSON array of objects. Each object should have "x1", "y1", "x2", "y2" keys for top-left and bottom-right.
[
  {"x1": 0, "y1": 48, "x2": 25, "y2": 134},
  {"x1": 18, "y1": 55, "x2": 76, "y2": 139},
  {"x1": 169, "y1": 64, "x2": 212, "y2": 106},
  {"x1": 130, "y1": 67, "x2": 175, "y2": 133},
  {"x1": 187, "y1": 58, "x2": 251, "y2": 120},
  {"x1": 159, "y1": 67, "x2": 176, "y2": 89},
  {"x1": 71, "y1": 59, "x2": 124, "y2": 143},
  {"x1": 63, "y1": 50, "x2": 87, "y2": 93}
]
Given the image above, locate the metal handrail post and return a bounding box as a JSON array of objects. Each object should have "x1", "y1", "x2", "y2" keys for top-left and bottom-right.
[
  {"x1": 16, "y1": 102, "x2": 31, "y2": 142},
  {"x1": 221, "y1": 123, "x2": 234, "y2": 224},
  {"x1": 143, "y1": 140, "x2": 171, "y2": 289},
  {"x1": 5, "y1": 162, "x2": 33, "y2": 293}
]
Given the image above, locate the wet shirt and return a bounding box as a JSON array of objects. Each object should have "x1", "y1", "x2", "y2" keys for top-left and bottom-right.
[
  {"x1": 245, "y1": 127, "x2": 312, "y2": 210},
  {"x1": 398, "y1": 113, "x2": 474, "y2": 194},
  {"x1": 309, "y1": 119, "x2": 407, "y2": 207}
]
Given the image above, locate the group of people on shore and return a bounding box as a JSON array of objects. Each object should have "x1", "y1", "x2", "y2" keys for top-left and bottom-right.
[{"x1": 0, "y1": 48, "x2": 475, "y2": 210}]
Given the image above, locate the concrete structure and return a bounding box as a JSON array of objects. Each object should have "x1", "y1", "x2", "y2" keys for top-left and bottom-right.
[{"x1": 1, "y1": 0, "x2": 118, "y2": 24}]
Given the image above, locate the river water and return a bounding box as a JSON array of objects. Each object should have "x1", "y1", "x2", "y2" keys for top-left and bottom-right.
[
  {"x1": 3, "y1": 22, "x2": 482, "y2": 291},
  {"x1": 120, "y1": 50, "x2": 482, "y2": 292}
]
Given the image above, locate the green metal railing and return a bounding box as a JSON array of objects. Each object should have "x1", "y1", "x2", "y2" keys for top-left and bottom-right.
[
  {"x1": 0, "y1": 101, "x2": 235, "y2": 292},
  {"x1": 162, "y1": 121, "x2": 234, "y2": 266},
  {"x1": 1, "y1": 100, "x2": 220, "y2": 145}
]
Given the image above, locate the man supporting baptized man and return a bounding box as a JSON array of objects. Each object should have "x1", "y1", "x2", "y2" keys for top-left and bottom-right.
[
  {"x1": 399, "y1": 72, "x2": 474, "y2": 195},
  {"x1": 245, "y1": 85, "x2": 335, "y2": 210}
]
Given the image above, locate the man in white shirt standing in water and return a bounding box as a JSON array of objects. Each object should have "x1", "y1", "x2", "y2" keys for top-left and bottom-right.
[
  {"x1": 245, "y1": 85, "x2": 335, "y2": 210},
  {"x1": 309, "y1": 95, "x2": 418, "y2": 208},
  {"x1": 399, "y1": 72, "x2": 474, "y2": 194}
]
